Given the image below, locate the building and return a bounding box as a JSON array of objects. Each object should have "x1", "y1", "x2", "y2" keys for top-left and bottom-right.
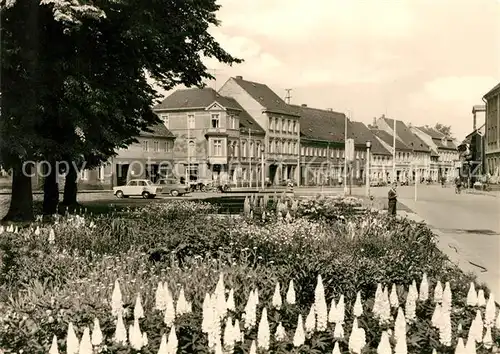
[
  {"x1": 411, "y1": 126, "x2": 459, "y2": 181},
  {"x1": 483, "y1": 82, "x2": 500, "y2": 179},
  {"x1": 153, "y1": 87, "x2": 265, "y2": 185},
  {"x1": 371, "y1": 116, "x2": 432, "y2": 182},
  {"x1": 458, "y1": 124, "x2": 485, "y2": 185},
  {"x1": 218, "y1": 76, "x2": 301, "y2": 185}
]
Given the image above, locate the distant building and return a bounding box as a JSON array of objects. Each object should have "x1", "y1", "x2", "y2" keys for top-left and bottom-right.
[
  {"x1": 458, "y1": 124, "x2": 485, "y2": 184},
  {"x1": 483, "y1": 82, "x2": 500, "y2": 179}
]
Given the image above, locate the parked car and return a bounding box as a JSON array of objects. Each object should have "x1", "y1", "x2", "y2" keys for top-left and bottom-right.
[
  {"x1": 155, "y1": 178, "x2": 190, "y2": 196},
  {"x1": 113, "y1": 179, "x2": 162, "y2": 199}
]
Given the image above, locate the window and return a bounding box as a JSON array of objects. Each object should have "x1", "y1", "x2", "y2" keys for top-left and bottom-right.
[
  {"x1": 188, "y1": 114, "x2": 195, "y2": 129},
  {"x1": 283, "y1": 120, "x2": 288, "y2": 133},
  {"x1": 138, "y1": 180, "x2": 147, "y2": 186},
  {"x1": 293, "y1": 121, "x2": 297, "y2": 133},
  {"x1": 161, "y1": 114, "x2": 169, "y2": 128},
  {"x1": 80, "y1": 169, "x2": 88, "y2": 181},
  {"x1": 282, "y1": 141, "x2": 286, "y2": 154},
  {"x1": 271, "y1": 140, "x2": 275, "y2": 153},
  {"x1": 213, "y1": 139, "x2": 222, "y2": 156},
  {"x1": 229, "y1": 115, "x2": 236, "y2": 129},
  {"x1": 276, "y1": 119, "x2": 281, "y2": 132},
  {"x1": 188, "y1": 140, "x2": 195, "y2": 156},
  {"x1": 249, "y1": 142, "x2": 254, "y2": 157},
  {"x1": 142, "y1": 140, "x2": 148, "y2": 151},
  {"x1": 153, "y1": 141, "x2": 159, "y2": 152},
  {"x1": 211, "y1": 114, "x2": 220, "y2": 128},
  {"x1": 98, "y1": 165, "x2": 105, "y2": 180},
  {"x1": 288, "y1": 120, "x2": 293, "y2": 134},
  {"x1": 242, "y1": 141, "x2": 247, "y2": 157},
  {"x1": 270, "y1": 117, "x2": 275, "y2": 131},
  {"x1": 301, "y1": 146, "x2": 305, "y2": 155},
  {"x1": 234, "y1": 143, "x2": 239, "y2": 157}
]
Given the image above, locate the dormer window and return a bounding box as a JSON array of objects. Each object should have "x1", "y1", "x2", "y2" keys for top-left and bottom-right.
[{"x1": 211, "y1": 114, "x2": 220, "y2": 128}]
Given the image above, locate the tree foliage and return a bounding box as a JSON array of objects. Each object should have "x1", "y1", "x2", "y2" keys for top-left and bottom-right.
[
  {"x1": 0, "y1": 0, "x2": 242, "y2": 220},
  {"x1": 434, "y1": 123, "x2": 453, "y2": 138}
]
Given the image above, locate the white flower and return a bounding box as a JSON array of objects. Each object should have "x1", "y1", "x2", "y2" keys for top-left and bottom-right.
[
  {"x1": 157, "y1": 334, "x2": 167, "y2": 354},
  {"x1": 113, "y1": 313, "x2": 127, "y2": 345},
  {"x1": 336, "y1": 295, "x2": 345, "y2": 324},
  {"x1": 254, "y1": 288, "x2": 260, "y2": 305},
  {"x1": 434, "y1": 281, "x2": 443, "y2": 303},
  {"x1": 233, "y1": 319, "x2": 242, "y2": 342},
  {"x1": 226, "y1": 288, "x2": 235, "y2": 311},
  {"x1": 78, "y1": 328, "x2": 93, "y2": 354},
  {"x1": 202, "y1": 293, "x2": 212, "y2": 333},
  {"x1": 257, "y1": 308, "x2": 270, "y2": 349},
  {"x1": 91, "y1": 318, "x2": 103, "y2": 346},
  {"x1": 442, "y1": 282, "x2": 452, "y2": 312},
  {"x1": 466, "y1": 282, "x2": 477, "y2": 306},
  {"x1": 304, "y1": 304, "x2": 316, "y2": 335},
  {"x1": 373, "y1": 283, "x2": 383, "y2": 317},
  {"x1": 48, "y1": 228, "x2": 56, "y2": 244},
  {"x1": 214, "y1": 273, "x2": 227, "y2": 319},
  {"x1": 130, "y1": 318, "x2": 143, "y2": 350},
  {"x1": 142, "y1": 332, "x2": 148, "y2": 346},
  {"x1": 49, "y1": 335, "x2": 59, "y2": 354},
  {"x1": 111, "y1": 280, "x2": 123, "y2": 316},
  {"x1": 379, "y1": 287, "x2": 392, "y2": 324},
  {"x1": 164, "y1": 291, "x2": 176, "y2": 328},
  {"x1": 286, "y1": 279, "x2": 296, "y2": 304},
  {"x1": 409, "y1": 280, "x2": 418, "y2": 301},
  {"x1": 272, "y1": 282, "x2": 282, "y2": 309},
  {"x1": 473, "y1": 310, "x2": 483, "y2": 342},
  {"x1": 455, "y1": 337, "x2": 466, "y2": 354},
  {"x1": 293, "y1": 314, "x2": 305, "y2": 347},
  {"x1": 332, "y1": 342, "x2": 341, "y2": 354},
  {"x1": 223, "y1": 317, "x2": 235, "y2": 350},
  {"x1": 167, "y1": 325, "x2": 178, "y2": 353},
  {"x1": 477, "y1": 289, "x2": 486, "y2": 307},
  {"x1": 431, "y1": 303, "x2": 443, "y2": 329},
  {"x1": 484, "y1": 293, "x2": 496, "y2": 327},
  {"x1": 394, "y1": 334, "x2": 407, "y2": 354},
  {"x1": 275, "y1": 322, "x2": 287, "y2": 341},
  {"x1": 243, "y1": 290, "x2": 257, "y2": 329},
  {"x1": 438, "y1": 310, "x2": 452, "y2": 346},
  {"x1": 34, "y1": 226, "x2": 40, "y2": 236},
  {"x1": 176, "y1": 287, "x2": 189, "y2": 316},
  {"x1": 314, "y1": 275, "x2": 328, "y2": 331},
  {"x1": 333, "y1": 322, "x2": 344, "y2": 339},
  {"x1": 394, "y1": 308, "x2": 406, "y2": 344},
  {"x1": 66, "y1": 322, "x2": 79, "y2": 354},
  {"x1": 348, "y1": 319, "x2": 365, "y2": 354},
  {"x1": 465, "y1": 336, "x2": 477, "y2": 354},
  {"x1": 390, "y1": 284, "x2": 399, "y2": 308},
  {"x1": 483, "y1": 326, "x2": 493, "y2": 349},
  {"x1": 134, "y1": 293, "x2": 144, "y2": 320},
  {"x1": 353, "y1": 291, "x2": 363, "y2": 317},
  {"x1": 328, "y1": 298, "x2": 337, "y2": 323},
  {"x1": 155, "y1": 282, "x2": 166, "y2": 311},
  {"x1": 249, "y1": 340, "x2": 257, "y2": 354},
  {"x1": 405, "y1": 291, "x2": 416, "y2": 322},
  {"x1": 377, "y1": 331, "x2": 391, "y2": 354},
  {"x1": 419, "y1": 273, "x2": 429, "y2": 301}
]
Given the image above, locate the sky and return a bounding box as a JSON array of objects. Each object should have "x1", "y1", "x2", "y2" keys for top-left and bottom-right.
[{"x1": 158, "y1": 0, "x2": 500, "y2": 141}]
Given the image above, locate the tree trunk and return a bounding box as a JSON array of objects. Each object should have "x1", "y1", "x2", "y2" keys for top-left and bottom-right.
[
  {"x1": 2, "y1": 163, "x2": 34, "y2": 222},
  {"x1": 62, "y1": 160, "x2": 78, "y2": 207},
  {"x1": 42, "y1": 160, "x2": 59, "y2": 215}
]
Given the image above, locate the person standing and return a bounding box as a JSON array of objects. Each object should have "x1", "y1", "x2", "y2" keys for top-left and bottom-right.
[{"x1": 388, "y1": 182, "x2": 397, "y2": 216}]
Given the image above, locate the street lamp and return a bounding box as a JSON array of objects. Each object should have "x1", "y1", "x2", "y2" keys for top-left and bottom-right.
[{"x1": 365, "y1": 141, "x2": 371, "y2": 196}]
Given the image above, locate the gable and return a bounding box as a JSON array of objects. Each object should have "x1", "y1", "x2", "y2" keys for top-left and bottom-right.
[{"x1": 206, "y1": 101, "x2": 225, "y2": 111}]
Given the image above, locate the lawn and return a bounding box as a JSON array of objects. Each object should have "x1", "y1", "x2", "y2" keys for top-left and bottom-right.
[{"x1": 0, "y1": 194, "x2": 498, "y2": 353}]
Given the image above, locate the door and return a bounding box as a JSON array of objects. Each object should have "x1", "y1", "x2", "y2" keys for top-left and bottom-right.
[
  {"x1": 124, "y1": 180, "x2": 139, "y2": 195},
  {"x1": 116, "y1": 164, "x2": 129, "y2": 186}
]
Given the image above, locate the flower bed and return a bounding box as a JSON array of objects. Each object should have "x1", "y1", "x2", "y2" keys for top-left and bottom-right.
[{"x1": 0, "y1": 197, "x2": 499, "y2": 353}]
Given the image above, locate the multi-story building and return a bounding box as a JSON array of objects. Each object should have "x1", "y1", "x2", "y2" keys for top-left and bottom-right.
[
  {"x1": 153, "y1": 87, "x2": 265, "y2": 185},
  {"x1": 458, "y1": 124, "x2": 485, "y2": 185},
  {"x1": 483, "y1": 82, "x2": 500, "y2": 179},
  {"x1": 371, "y1": 116, "x2": 432, "y2": 182},
  {"x1": 218, "y1": 76, "x2": 301, "y2": 185},
  {"x1": 411, "y1": 126, "x2": 459, "y2": 181}
]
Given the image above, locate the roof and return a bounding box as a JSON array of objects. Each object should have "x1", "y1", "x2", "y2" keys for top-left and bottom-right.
[
  {"x1": 370, "y1": 129, "x2": 412, "y2": 151},
  {"x1": 483, "y1": 82, "x2": 500, "y2": 99},
  {"x1": 430, "y1": 149, "x2": 439, "y2": 157},
  {"x1": 154, "y1": 87, "x2": 241, "y2": 111},
  {"x1": 348, "y1": 122, "x2": 391, "y2": 155},
  {"x1": 416, "y1": 126, "x2": 445, "y2": 139},
  {"x1": 290, "y1": 104, "x2": 346, "y2": 142},
  {"x1": 225, "y1": 97, "x2": 265, "y2": 134},
  {"x1": 232, "y1": 77, "x2": 300, "y2": 117},
  {"x1": 140, "y1": 123, "x2": 175, "y2": 138},
  {"x1": 382, "y1": 118, "x2": 430, "y2": 152}
]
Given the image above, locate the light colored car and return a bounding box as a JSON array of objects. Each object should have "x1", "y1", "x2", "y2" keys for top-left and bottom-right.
[
  {"x1": 155, "y1": 178, "x2": 190, "y2": 196},
  {"x1": 113, "y1": 179, "x2": 162, "y2": 199}
]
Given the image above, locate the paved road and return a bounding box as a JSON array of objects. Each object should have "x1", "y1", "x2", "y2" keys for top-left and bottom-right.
[{"x1": 360, "y1": 185, "x2": 500, "y2": 301}]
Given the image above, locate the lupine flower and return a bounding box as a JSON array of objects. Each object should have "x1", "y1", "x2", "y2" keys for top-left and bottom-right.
[
  {"x1": 275, "y1": 322, "x2": 287, "y2": 341},
  {"x1": 134, "y1": 293, "x2": 144, "y2": 320},
  {"x1": 439, "y1": 310, "x2": 452, "y2": 346},
  {"x1": 305, "y1": 304, "x2": 316, "y2": 335},
  {"x1": 249, "y1": 340, "x2": 257, "y2": 354},
  {"x1": 394, "y1": 333, "x2": 407, "y2": 354},
  {"x1": 373, "y1": 284, "x2": 383, "y2": 317},
  {"x1": 254, "y1": 288, "x2": 260, "y2": 305},
  {"x1": 458, "y1": 323, "x2": 463, "y2": 333},
  {"x1": 176, "y1": 287, "x2": 189, "y2": 316},
  {"x1": 272, "y1": 282, "x2": 282, "y2": 309},
  {"x1": 409, "y1": 280, "x2": 418, "y2": 301},
  {"x1": 348, "y1": 319, "x2": 366, "y2": 354},
  {"x1": 431, "y1": 303, "x2": 443, "y2": 329},
  {"x1": 157, "y1": 334, "x2": 167, "y2": 354},
  {"x1": 353, "y1": 291, "x2": 363, "y2": 317},
  {"x1": 48, "y1": 228, "x2": 55, "y2": 244},
  {"x1": 155, "y1": 282, "x2": 166, "y2": 311},
  {"x1": 164, "y1": 292, "x2": 176, "y2": 328},
  {"x1": 432, "y1": 350, "x2": 437, "y2": 354},
  {"x1": 207, "y1": 305, "x2": 222, "y2": 349},
  {"x1": 142, "y1": 332, "x2": 148, "y2": 346},
  {"x1": 286, "y1": 280, "x2": 296, "y2": 304},
  {"x1": 465, "y1": 336, "x2": 477, "y2": 354},
  {"x1": 473, "y1": 310, "x2": 483, "y2": 343},
  {"x1": 377, "y1": 331, "x2": 391, "y2": 354},
  {"x1": 293, "y1": 314, "x2": 305, "y2": 347},
  {"x1": 257, "y1": 308, "x2": 270, "y2": 349},
  {"x1": 214, "y1": 274, "x2": 227, "y2": 319},
  {"x1": 477, "y1": 289, "x2": 486, "y2": 307},
  {"x1": 111, "y1": 280, "x2": 123, "y2": 316},
  {"x1": 405, "y1": 291, "x2": 416, "y2": 322},
  {"x1": 233, "y1": 319, "x2": 242, "y2": 342},
  {"x1": 466, "y1": 283, "x2": 477, "y2": 306},
  {"x1": 66, "y1": 322, "x2": 79, "y2": 354},
  {"x1": 419, "y1": 273, "x2": 429, "y2": 301},
  {"x1": 442, "y1": 282, "x2": 452, "y2": 311},
  {"x1": 113, "y1": 313, "x2": 127, "y2": 345},
  {"x1": 434, "y1": 281, "x2": 443, "y2": 303},
  {"x1": 223, "y1": 317, "x2": 235, "y2": 350},
  {"x1": 333, "y1": 322, "x2": 344, "y2": 339},
  {"x1": 163, "y1": 282, "x2": 174, "y2": 310},
  {"x1": 167, "y1": 325, "x2": 178, "y2": 353},
  {"x1": 79, "y1": 327, "x2": 92, "y2": 354},
  {"x1": 202, "y1": 293, "x2": 212, "y2": 333},
  {"x1": 483, "y1": 326, "x2": 493, "y2": 349},
  {"x1": 332, "y1": 342, "x2": 341, "y2": 354},
  {"x1": 328, "y1": 298, "x2": 337, "y2": 323},
  {"x1": 91, "y1": 318, "x2": 103, "y2": 346},
  {"x1": 34, "y1": 226, "x2": 40, "y2": 236},
  {"x1": 49, "y1": 335, "x2": 59, "y2": 354},
  {"x1": 394, "y1": 308, "x2": 406, "y2": 343},
  {"x1": 226, "y1": 288, "x2": 235, "y2": 311},
  {"x1": 314, "y1": 275, "x2": 328, "y2": 331},
  {"x1": 484, "y1": 293, "x2": 496, "y2": 327},
  {"x1": 130, "y1": 318, "x2": 143, "y2": 350},
  {"x1": 390, "y1": 284, "x2": 399, "y2": 308},
  {"x1": 455, "y1": 337, "x2": 466, "y2": 354},
  {"x1": 336, "y1": 295, "x2": 345, "y2": 324},
  {"x1": 243, "y1": 290, "x2": 257, "y2": 329},
  {"x1": 379, "y1": 287, "x2": 392, "y2": 324}
]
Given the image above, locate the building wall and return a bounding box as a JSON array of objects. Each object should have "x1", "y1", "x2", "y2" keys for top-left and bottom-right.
[{"x1": 485, "y1": 92, "x2": 500, "y2": 178}]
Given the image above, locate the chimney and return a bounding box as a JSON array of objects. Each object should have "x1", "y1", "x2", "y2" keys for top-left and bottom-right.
[
  {"x1": 235, "y1": 76, "x2": 243, "y2": 80},
  {"x1": 326, "y1": 108, "x2": 333, "y2": 111},
  {"x1": 301, "y1": 104, "x2": 307, "y2": 107},
  {"x1": 372, "y1": 117, "x2": 377, "y2": 127},
  {"x1": 473, "y1": 112, "x2": 477, "y2": 131}
]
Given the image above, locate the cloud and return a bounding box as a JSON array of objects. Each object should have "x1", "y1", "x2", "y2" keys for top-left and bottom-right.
[{"x1": 421, "y1": 76, "x2": 499, "y2": 102}]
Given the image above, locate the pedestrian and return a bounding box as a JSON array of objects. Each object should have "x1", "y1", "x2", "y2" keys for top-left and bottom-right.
[{"x1": 388, "y1": 182, "x2": 397, "y2": 216}]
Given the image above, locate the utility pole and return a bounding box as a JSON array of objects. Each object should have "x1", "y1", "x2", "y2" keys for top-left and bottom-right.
[
  {"x1": 284, "y1": 89, "x2": 292, "y2": 104},
  {"x1": 207, "y1": 68, "x2": 219, "y2": 91}
]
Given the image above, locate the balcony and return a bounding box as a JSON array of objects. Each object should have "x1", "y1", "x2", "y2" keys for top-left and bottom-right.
[
  {"x1": 204, "y1": 127, "x2": 228, "y2": 137},
  {"x1": 208, "y1": 156, "x2": 228, "y2": 165}
]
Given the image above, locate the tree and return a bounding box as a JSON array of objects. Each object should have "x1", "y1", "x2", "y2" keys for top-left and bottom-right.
[
  {"x1": 1, "y1": 0, "x2": 242, "y2": 220},
  {"x1": 434, "y1": 123, "x2": 453, "y2": 138}
]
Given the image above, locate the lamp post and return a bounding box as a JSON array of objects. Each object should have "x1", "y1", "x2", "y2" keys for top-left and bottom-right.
[
  {"x1": 261, "y1": 144, "x2": 265, "y2": 190},
  {"x1": 365, "y1": 141, "x2": 371, "y2": 196}
]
